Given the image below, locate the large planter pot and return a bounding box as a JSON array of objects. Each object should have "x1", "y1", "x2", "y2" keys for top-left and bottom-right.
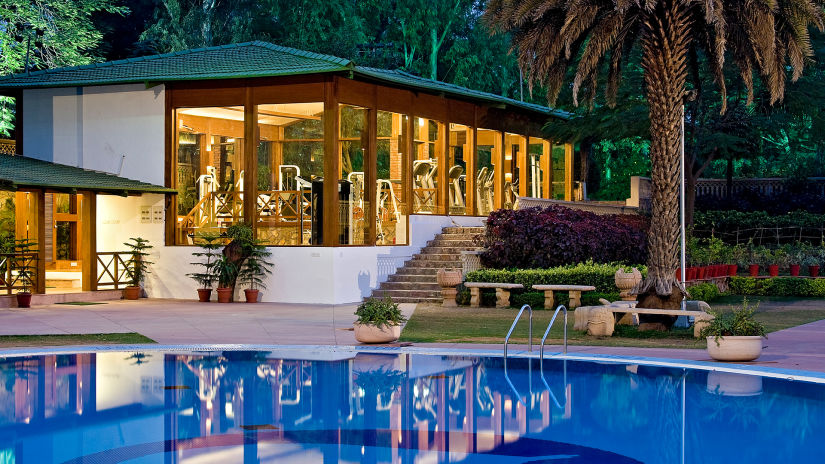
[
  {"x1": 809, "y1": 265, "x2": 820, "y2": 278},
  {"x1": 768, "y1": 265, "x2": 779, "y2": 277},
  {"x1": 244, "y1": 289, "x2": 260, "y2": 303},
  {"x1": 687, "y1": 267, "x2": 697, "y2": 281},
  {"x1": 16, "y1": 292, "x2": 32, "y2": 308},
  {"x1": 124, "y1": 286, "x2": 141, "y2": 300},
  {"x1": 614, "y1": 267, "x2": 642, "y2": 301},
  {"x1": 789, "y1": 264, "x2": 800, "y2": 277},
  {"x1": 216, "y1": 287, "x2": 233, "y2": 303},
  {"x1": 436, "y1": 268, "x2": 463, "y2": 307},
  {"x1": 706, "y1": 336, "x2": 763, "y2": 362},
  {"x1": 197, "y1": 288, "x2": 212, "y2": 302},
  {"x1": 727, "y1": 264, "x2": 738, "y2": 277},
  {"x1": 354, "y1": 323, "x2": 401, "y2": 344},
  {"x1": 748, "y1": 264, "x2": 759, "y2": 277}
]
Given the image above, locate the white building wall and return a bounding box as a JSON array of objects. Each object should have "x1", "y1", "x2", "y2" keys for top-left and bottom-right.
[{"x1": 23, "y1": 83, "x2": 486, "y2": 304}]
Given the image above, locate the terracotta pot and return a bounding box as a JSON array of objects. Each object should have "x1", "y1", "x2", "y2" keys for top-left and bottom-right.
[
  {"x1": 687, "y1": 267, "x2": 697, "y2": 281},
  {"x1": 353, "y1": 323, "x2": 401, "y2": 344},
  {"x1": 697, "y1": 267, "x2": 706, "y2": 279},
  {"x1": 196, "y1": 288, "x2": 212, "y2": 302},
  {"x1": 706, "y1": 336, "x2": 763, "y2": 362},
  {"x1": 614, "y1": 267, "x2": 642, "y2": 301},
  {"x1": 768, "y1": 265, "x2": 779, "y2": 277},
  {"x1": 436, "y1": 268, "x2": 463, "y2": 288},
  {"x1": 244, "y1": 289, "x2": 259, "y2": 303},
  {"x1": 124, "y1": 286, "x2": 141, "y2": 300},
  {"x1": 809, "y1": 265, "x2": 820, "y2": 278},
  {"x1": 16, "y1": 292, "x2": 32, "y2": 308},
  {"x1": 216, "y1": 287, "x2": 233, "y2": 303},
  {"x1": 789, "y1": 264, "x2": 800, "y2": 277},
  {"x1": 748, "y1": 264, "x2": 759, "y2": 277},
  {"x1": 727, "y1": 264, "x2": 738, "y2": 277}
]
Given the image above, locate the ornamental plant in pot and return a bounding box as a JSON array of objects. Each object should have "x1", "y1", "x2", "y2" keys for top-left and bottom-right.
[
  {"x1": 769, "y1": 248, "x2": 788, "y2": 277},
  {"x1": 747, "y1": 244, "x2": 761, "y2": 277},
  {"x1": 13, "y1": 238, "x2": 37, "y2": 308},
  {"x1": 353, "y1": 297, "x2": 407, "y2": 344},
  {"x1": 803, "y1": 254, "x2": 820, "y2": 278},
  {"x1": 186, "y1": 233, "x2": 222, "y2": 302},
  {"x1": 785, "y1": 244, "x2": 801, "y2": 277},
  {"x1": 123, "y1": 237, "x2": 153, "y2": 300},
  {"x1": 700, "y1": 299, "x2": 766, "y2": 362},
  {"x1": 213, "y1": 255, "x2": 238, "y2": 303},
  {"x1": 238, "y1": 239, "x2": 273, "y2": 303}
]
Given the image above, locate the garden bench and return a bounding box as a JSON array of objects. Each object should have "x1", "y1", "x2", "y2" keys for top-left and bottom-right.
[
  {"x1": 604, "y1": 306, "x2": 714, "y2": 338},
  {"x1": 463, "y1": 282, "x2": 523, "y2": 308},
  {"x1": 531, "y1": 284, "x2": 596, "y2": 309}
]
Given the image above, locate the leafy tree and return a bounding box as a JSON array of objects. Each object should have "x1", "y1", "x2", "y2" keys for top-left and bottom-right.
[
  {"x1": 486, "y1": 0, "x2": 825, "y2": 306},
  {"x1": 0, "y1": 0, "x2": 127, "y2": 137}
]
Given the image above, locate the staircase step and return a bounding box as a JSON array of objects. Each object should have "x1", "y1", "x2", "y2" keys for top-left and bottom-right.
[
  {"x1": 426, "y1": 238, "x2": 480, "y2": 248},
  {"x1": 388, "y1": 274, "x2": 435, "y2": 283},
  {"x1": 370, "y1": 289, "x2": 441, "y2": 299},
  {"x1": 441, "y1": 226, "x2": 485, "y2": 235},
  {"x1": 419, "y1": 246, "x2": 477, "y2": 255},
  {"x1": 412, "y1": 253, "x2": 464, "y2": 262},
  {"x1": 379, "y1": 281, "x2": 441, "y2": 291}
]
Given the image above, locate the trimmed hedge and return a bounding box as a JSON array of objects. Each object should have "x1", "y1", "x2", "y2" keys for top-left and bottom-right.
[
  {"x1": 479, "y1": 206, "x2": 649, "y2": 269},
  {"x1": 685, "y1": 282, "x2": 721, "y2": 302},
  {"x1": 465, "y1": 262, "x2": 647, "y2": 294},
  {"x1": 729, "y1": 277, "x2": 825, "y2": 297}
]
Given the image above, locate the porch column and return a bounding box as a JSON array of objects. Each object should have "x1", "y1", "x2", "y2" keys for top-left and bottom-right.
[{"x1": 81, "y1": 192, "x2": 97, "y2": 291}]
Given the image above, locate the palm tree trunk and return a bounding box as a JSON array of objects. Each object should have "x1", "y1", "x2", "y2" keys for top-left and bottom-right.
[{"x1": 635, "y1": 0, "x2": 691, "y2": 308}]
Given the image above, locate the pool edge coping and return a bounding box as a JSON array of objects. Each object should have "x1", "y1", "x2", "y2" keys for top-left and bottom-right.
[{"x1": 1, "y1": 343, "x2": 824, "y2": 384}]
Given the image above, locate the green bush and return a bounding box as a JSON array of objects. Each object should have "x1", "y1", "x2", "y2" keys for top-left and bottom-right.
[
  {"x1": 511, "y1": 291, "x2": 546, "y2": 308},
  {"x1": 728, "y1": 277, "x2": 825, "y2": 297},
  {"x1": 465, "y1": 261, "x2": 647, "y2": 294},
  {"x1": 355, "y1": 297, "x2": 407, "y2": 329},
  {"x1": 686, "y1": 282, "x2": 721, "y2": 302}
]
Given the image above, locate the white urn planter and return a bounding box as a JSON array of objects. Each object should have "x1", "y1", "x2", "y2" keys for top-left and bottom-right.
[
  {"x1": 706, "y1": 336, "x2": 763, "y2": 362},
  {"x1": 354, "y1": 323, "x2": 402, "y2": 344},
  {"x1": 614, "y1": 268, "x2": 642, "y2": 301}
]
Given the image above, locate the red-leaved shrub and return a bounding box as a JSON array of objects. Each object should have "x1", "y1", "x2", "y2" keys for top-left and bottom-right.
[{"x1": 479, "y1": 206, "x2": 649, "y2": 269}]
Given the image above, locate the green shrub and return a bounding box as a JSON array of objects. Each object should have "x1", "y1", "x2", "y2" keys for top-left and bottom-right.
[
  {"x1": 728, "y1": 276, "x2": 825, "y2": 297},
  {"x1": 686, "y1": 282, "x2": 721, "y2": 302},
  {"x1": 700, "y1": 299, "x2": 766, "y2": 343},
  {"x1": 355, "y1": 297, "x2": 407, "y2": 329},
  {"x1": 465, "y1": 261, "x2": 647, "y2": 294},
  {"x1": 511, "y1": 291, "x2": 546, "y2": 308}
]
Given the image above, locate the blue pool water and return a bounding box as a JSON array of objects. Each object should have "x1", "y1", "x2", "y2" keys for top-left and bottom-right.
[{"x1": 0, "y1": 348, "x2": 823, "y2": 463}]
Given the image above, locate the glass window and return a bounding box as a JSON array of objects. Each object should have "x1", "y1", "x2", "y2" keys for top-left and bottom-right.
[
  {"x1": 413, "y1": 117, "x2": 443, "y2": 214},
  {"x1": 339, "y1": 104, "x2": 368, "y2": 245},
  {"x1": 475, "y1": 129, "x2": 501, "y2": 215},
  {"x1": 552, "y1": 143, "x2": 566, "y2": 199},
  {"x1": 527, "y1": 137, "x2": 550, "y2": 198},
  {"x1": 377, "y1": 111, "x2": 408, "y2": 245},
  {"x1": 448, "y1": 124, "x2": 470, "y2": 215},
  {"x1": 174, "y1": 106, "x2": 245, "y2": 244},
  {"x1": 504, "y1": 133, "x2": 525, "y2": 209},
  {"x1": 255, "y1": 102, "x2": 324, "y2": 246}
]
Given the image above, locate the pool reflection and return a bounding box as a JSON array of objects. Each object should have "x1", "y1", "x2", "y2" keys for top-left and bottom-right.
[{"x1": 0, "y1": 351, "x2": 823, "y2": 463}]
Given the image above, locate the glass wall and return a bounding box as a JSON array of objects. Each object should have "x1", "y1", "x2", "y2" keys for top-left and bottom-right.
[
  {"x1": 503, "y1": 133, "x2": 525, "y2": 209},
  {"x1": 527, "y1": 137, "x2": 550, "y2": 199},
  {"x1": 475, "y1": 129, "x2": 500, "y2": 215},
  {"x1": 552, "y1": 143, "x2": 567, "y2": 199},
  {"x1": 377, "y1": 111, "x2": 408, "y2": 245},
  {"x1": 412, "y1": 117, "x2": 443, "y2": 214},
  {"x1": 339, "y1": 104, "x2": 369, "y2": 245},
  {"x1": 255, "y1": 102, "x2": 324, "y2": 245},
  {"x1": 448, "y1": 124, "x2": 470, "y2": 215},
  {"x1": 0, "y1": 191, "x2": 14, "y2": 250},
  {"x1": 174, "y1": 106, "x2": 245, "y2": 244}
]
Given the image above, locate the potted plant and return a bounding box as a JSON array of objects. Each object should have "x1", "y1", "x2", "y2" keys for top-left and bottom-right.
[
  {"x1": 213, "y1": 255, "x2": 238, "y2": 303},
  {"x1": 784, "y1": 244, "x2": 801, "y2": 277},
  {"x1": 768, "y1": 248, "x2": 787, "y2": 277},
  {"x1": 187, "y1": 233, "x2": 222, "y2": 302},
  {"x1": 354, "y1": 296, "x2": 407, "y2": 343},
  {"x1": 123, "y1": 237, "x2": 153, "y2": 300},
  {"x1": 803, "y1": 253, "x2": 820, "y2": 278},
  {"x1": 729, "y1": 244, "x2": 747, "y2": 277},
  {"x1": 700, "y1": 299, "x2": 767, "y2": 362},
  {"x1": 747, "y1": 243, "x2": 761, "y2": 277},
  {"x1": 12, "y1": 238, "x2": 37, "y2": 308},
  {"x1": 238, "y1": 239, "x2": 273, "y2": 303}
]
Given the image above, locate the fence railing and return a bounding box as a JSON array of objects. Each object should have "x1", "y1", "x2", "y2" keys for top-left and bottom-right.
[
  {"x1": 96, "y1": 252, "x2": 134, "y2": 290},
  {"x1": 0, "y1": 139, "x2": 15, "y2": 155},
  {"x1": 693, "y1": 226, "x2": 825, "y2": 246},
  {"x1": 0, "y1": 252, "x2": 38, "y2": 295}
]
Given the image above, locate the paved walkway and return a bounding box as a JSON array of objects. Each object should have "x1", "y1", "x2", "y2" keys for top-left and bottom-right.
[{"x1": 1, "y1": 299, "x2": 824, "y2": 373}]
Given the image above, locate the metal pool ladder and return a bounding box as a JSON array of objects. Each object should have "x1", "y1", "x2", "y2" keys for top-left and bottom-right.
[
  {"x1": 540, "y1": 304, "x2": 568, "y2": 366},
  {"x1": 504, "y1": 304, "x2": 533, "y2": 359}
]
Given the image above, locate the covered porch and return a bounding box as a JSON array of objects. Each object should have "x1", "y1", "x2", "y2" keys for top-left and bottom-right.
[{"x1": 0, "y1": 155, "x2": 175, "y2": 302}]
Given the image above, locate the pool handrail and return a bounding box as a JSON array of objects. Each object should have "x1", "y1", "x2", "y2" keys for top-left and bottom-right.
[
  {"x1": 540, "y1": 304, "x2": 568, "y2": 367},
  {"x1": 504, "y1": 304, "x2": 533, "y2": 359}
]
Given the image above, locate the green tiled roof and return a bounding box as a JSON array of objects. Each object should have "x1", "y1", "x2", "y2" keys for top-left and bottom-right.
[
  {"x1": 0, "y1": 41, "x2": 351, "y2": 88},
  {"x1": 354, "y1": 67, "x2": 570, "y2": 119},
  {"x1": 0, "y1": 155, "x2": 176, "y2": 195},
  {"x1": 0, "y1": 41, "x2": 567, "y2": 119}
]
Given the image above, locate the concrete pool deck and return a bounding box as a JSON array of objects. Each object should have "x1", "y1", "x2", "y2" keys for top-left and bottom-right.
[{"x1": 1, "y1": 298, "x2": 824, "y2": 374}]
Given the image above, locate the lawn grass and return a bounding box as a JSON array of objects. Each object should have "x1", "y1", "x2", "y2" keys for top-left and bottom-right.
[
  {"x1": 0, "y1": 333, "x2": 155, "y2": 348},
  {"x1": 400, "y1": 298, "x2": 825, "y2": 349}
]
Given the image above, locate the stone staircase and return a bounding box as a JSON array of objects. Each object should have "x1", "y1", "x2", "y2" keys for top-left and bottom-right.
[{"x1": 369, "y1": 226, "x2": 485, "y2": 303}]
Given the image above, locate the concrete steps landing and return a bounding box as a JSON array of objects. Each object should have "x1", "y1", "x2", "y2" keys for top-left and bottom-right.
[{"x1": 368, "y1": 226, "x2": 484, "y2": 304}]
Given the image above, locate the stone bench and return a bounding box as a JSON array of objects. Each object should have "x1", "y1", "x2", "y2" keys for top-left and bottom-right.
[
  {"x1": 464, "y1": 282, "x2": 524, "y2": 308},
  {"x1": 531, "y1": 284, "x2": 596, "y2": 309},
  {"x1": 575, "y1": 304, "x2": 714, "y2": 337}
]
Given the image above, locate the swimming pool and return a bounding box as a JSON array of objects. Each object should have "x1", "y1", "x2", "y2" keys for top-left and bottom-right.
[{"x1": 0, "y1": 346, "x2": 823, "y2": 463}]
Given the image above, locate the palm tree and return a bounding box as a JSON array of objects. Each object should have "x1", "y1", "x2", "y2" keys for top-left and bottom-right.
[{"x1": 485, "y1": 0, "x2": 824, "y2": 306}]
